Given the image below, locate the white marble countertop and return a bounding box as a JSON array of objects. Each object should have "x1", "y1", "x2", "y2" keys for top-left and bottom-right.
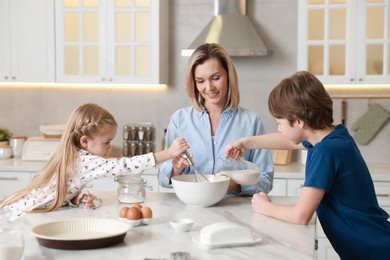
[{"x1": 14, "y1": 192, "x2": 315, "y2": 260}]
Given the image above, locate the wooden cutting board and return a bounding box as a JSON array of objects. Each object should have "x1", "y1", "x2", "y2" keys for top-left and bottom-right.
[{"x1": 273, "y1": 150, "x2": 293, "y2": 165}]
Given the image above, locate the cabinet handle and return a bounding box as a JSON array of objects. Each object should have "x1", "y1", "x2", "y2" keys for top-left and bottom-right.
[
  {"x1": 4, "y1": 76, "x2": 9, "y2": 80},
  {"x1": 358, "y1": 78, "x2": 363, "y2": 82},
  {"x1": 376, "y1": 193, "x2": 389, "y2": 197},
  {"x1": 0, "y1": 177, "x2": 18, "y2": 181},
  {"x1": 11, "y1": 76, "x2": 16, "y2": 80},
  {"x1": 350, "y1": 78, "x2": 354, "y2": 82}
]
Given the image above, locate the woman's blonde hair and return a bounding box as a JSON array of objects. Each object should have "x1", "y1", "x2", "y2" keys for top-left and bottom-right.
[
  {"x1": 185, "y1": 43, "x2": 240, "y2": 111},
  {"x1": 0, "y1": 103, "x2": 117, "y2": 214}
]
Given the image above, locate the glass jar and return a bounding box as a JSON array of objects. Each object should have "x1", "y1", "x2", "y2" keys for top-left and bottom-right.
[
  {"x1": 115, "y1": 176, "x2": 151, "y2": 204},
  {"x1": 0, "y1": 209, "x2": 24, "y2": 260}
]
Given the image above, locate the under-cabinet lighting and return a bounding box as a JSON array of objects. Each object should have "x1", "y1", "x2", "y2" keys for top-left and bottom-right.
[
  {"x1": 325, "y1": 84, "x2": 390, "y2": 99},
  {"x1": 0, "y1": 82, "x2": 168, "y2": 91}
]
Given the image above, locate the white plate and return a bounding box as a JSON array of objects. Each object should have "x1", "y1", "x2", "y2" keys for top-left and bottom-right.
[
  {"x1": 192, "y1": 235, "x2": 262, "y2": 249},
  {"x1": 31, "y1": 218, "x2": 131, "y2": 250}
]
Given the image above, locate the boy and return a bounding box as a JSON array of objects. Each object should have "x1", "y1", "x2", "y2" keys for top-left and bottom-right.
[{"x1": 224, "y1": 71, "x2": 390, "y2": 259}]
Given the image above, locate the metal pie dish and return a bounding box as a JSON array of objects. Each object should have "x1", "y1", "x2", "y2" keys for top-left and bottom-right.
[{"x1": 31, "y1": 218, "x2": 131, "y2": 250}]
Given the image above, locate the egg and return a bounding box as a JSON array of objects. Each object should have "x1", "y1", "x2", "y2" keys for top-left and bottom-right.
[
  {"x1": 133, "y1": 203, "x2": 142, "y2": 210},
  {"x1": 140, "y1": 206, "x2": 153, "y2": 219},
  {"x1": 127, "y1": 206, "x2": 141, "y2": 220},
  {"x1": 119, "y1": 207, "x2": 129, "y2": 218}
]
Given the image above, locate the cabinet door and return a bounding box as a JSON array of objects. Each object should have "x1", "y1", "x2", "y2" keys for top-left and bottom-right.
[
  {"x1": 0, "y1": 0, "x2": 11, "y2": 81},
  {"x1": 287, "y1": 179, "x2": 305, "y2": 196},
  {"x1": 55, "y1": 0, "x2": 168, "y2": 84},
  {"x1": 0, "y1": 0, "x2": 55, "y2": 82},
  {"x1": 0, "y1": 172, "x2": 32, "y2": 199},
  {"x1": 316, "y1": 238, "x2": 340, "y2": 260},
  {"x1": 298, "y1": 0, "x2": 390, "y2": 84},
  {"x1": 268, "y1": 178, "x2": 287, "y2": 196}
]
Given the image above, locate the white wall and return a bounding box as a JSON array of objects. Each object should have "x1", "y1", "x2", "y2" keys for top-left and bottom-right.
[{"x1": 0, "y1": 0, "x2": 389, "y2": 164}]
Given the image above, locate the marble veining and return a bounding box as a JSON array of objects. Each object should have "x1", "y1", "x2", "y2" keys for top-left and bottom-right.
[{"x1": 14, "y1": 192, "x2": 315, "y2": 260}]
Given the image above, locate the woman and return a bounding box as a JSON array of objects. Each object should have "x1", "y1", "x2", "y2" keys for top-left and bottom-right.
[{"x1": 158, "y1": 43, "x2": 274, "y2": 196}]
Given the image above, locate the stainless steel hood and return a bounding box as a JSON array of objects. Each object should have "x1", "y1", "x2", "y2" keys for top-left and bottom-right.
[{"x1": 181, "y1": 0, "x2": 272, "y2": 57}]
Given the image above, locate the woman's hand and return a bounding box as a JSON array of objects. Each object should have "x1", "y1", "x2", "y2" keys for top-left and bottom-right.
[
  {"x1": 227, "y1": 178, "x2": 241, "y2": 194},
  {"x1": 251, "y1": 192, "x2": 271, "y2": 214},
  {"x1": 171, "y1": 153, "x2": 192, "y2": 176}
]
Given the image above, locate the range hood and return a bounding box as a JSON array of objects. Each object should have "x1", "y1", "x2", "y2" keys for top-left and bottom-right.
[{"x1": 181, "y1": 0, "x2": 272, "y2": 57}]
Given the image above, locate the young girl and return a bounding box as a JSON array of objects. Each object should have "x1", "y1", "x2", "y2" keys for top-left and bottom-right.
[
  {"x1": 224, "y1": 71, "x2": 390, "y2": 259},
  {"x1": 0, "y1": 103, "x2": 189, "y2": 221}
]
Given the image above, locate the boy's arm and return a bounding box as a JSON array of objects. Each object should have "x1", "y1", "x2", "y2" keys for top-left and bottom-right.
[
  {"x1": 244, "y1": 132, "x2": 303, "y2": 150},
  {"x1": 252, "y1": 187, "x2": 324, "y2": 225},
  {"x1": 225, "y1": 132, "x2": 304, "y2": 158}
]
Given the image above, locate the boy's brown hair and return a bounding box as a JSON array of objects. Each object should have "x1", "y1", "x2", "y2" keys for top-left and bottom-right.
[{"x1": 268, "y1": 71, "x2": 333, "y2": 129}]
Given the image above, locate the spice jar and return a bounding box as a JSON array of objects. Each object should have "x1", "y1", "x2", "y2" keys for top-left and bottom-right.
[
  {"x1": 0, "y1": 208, "x2": 24, "y2": 260},
  {"x1": 115, "y1": 176, "x2": 151, "y2": 204}
]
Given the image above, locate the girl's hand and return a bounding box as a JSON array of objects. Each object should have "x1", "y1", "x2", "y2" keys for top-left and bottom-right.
[
  {"x1": 251, "y1": 192, "x2": 271, "y2": 214},
  {"x1": 74, "y1": 191, "x2": 102, "y2": 209},
  {"x1": 224, "y1": 140, "x2": 246, "y2": 160},
  {"x1": 167, "y1": 137, "x2": 190, "y2": 158}
]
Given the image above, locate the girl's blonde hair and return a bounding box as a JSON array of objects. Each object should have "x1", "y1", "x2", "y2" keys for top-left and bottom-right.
[
  {"x1": 185, "y1": 43, "x2": 240, "y2": 111},
  {"x1": 0, "y1": 103, "x2": 117, "y2": 214}
]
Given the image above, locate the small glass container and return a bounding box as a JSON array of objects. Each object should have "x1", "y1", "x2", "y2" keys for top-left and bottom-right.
[
  {"x1": 115, "y1": 176, "x2": 147, "y2": 204},
  {"x1": 138, "y1": 126, "x2": 145, "y2": 141},
  {"x1": 123, "y1": 125, "x2": 129, "y2": 140},
  {"x1": 145, "y1": 142, "x2": 154, "y2": 153},
  {"x1": 123, "y1": 142, "x2": 130, "y2": 157},
  {"x1": 129, "y1": 126, "x2": 138, "y2": 141},
  {"x1": 129, "y1": 142, "x2": 137, "y2": 157},
  {"x1": 145, "y1": 126, "x2": 153, "y2": 141},
  {"x1": 0, "y1": 208, "x2": 24, "y2": 260}
]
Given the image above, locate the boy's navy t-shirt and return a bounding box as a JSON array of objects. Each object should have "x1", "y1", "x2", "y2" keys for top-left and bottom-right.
[{"x1": 303, "y1": 124, "x2": 390, "y2": 259}]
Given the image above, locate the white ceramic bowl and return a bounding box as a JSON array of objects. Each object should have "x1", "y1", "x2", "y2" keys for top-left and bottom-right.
[
  {"x1": 0, "y1": 145, "x2": 12, "y2": 159},
  {"x1": 217, "y1": 170, "x2": 260, "y2": 185},
  {"x1": 171, "y1": 174, "x2": 230, "y2": 207},
  {"x1": 170, "y1": 219, "x2": 194, "y2": 232}
]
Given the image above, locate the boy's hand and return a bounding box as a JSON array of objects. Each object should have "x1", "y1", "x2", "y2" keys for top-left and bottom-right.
[
  {"x1": 251, "y1": 192, "x2": 271, "y2": 214},
  {"x1": 224, "y1": 140, "x2": 246, "y2": 160}
]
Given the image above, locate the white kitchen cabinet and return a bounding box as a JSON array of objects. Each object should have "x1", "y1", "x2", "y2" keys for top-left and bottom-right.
[
  {"x1": 0, "y1": 171, "x2": 32, "y2": 199},
  {"x1": 268, "y1": 178, "x2": 287, "y2": 196},
  {"x1": 298, "y1": 0, "x2": 390, "y2": 84},
  {"x1": 0, "y1": 0, "x2": 55, "y2": 82},
  {"x1": 55, "y1": 0, "x2": 168, "y2": 84},
  {"x1": 287, "y1": 179, "x2": 305, "y2": 196}
]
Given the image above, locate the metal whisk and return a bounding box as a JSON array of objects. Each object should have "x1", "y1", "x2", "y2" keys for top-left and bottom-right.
[{"x1": 174, "y1": 134, "x2": 210, "y2": 182}]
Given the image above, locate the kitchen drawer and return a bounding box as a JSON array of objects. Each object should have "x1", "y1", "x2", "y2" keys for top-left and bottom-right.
[{"x1": 0, "y1": 171, "x2": 32, "y2": 199}]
